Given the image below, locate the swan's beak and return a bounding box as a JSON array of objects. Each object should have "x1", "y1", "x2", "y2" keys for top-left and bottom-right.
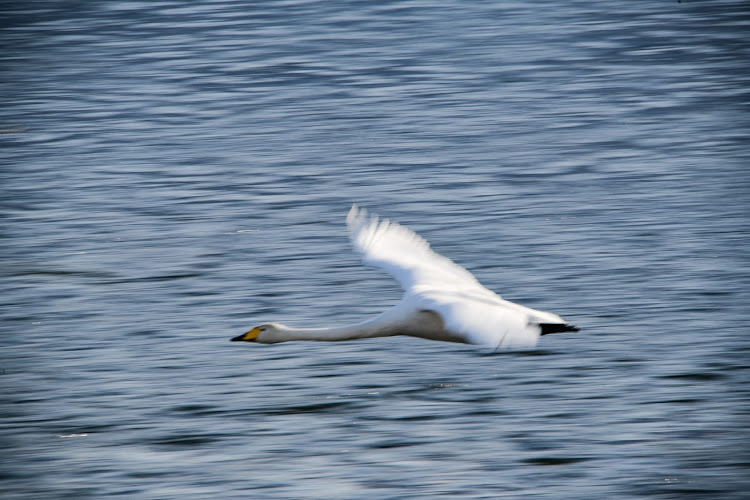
[{"x1": 231, "y1": 327, "x2": 261, "y2": 342}]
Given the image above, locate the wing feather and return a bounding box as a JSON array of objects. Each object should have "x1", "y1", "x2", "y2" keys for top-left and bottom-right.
[{"x1": 346, "y1": 204, "x2": 490, "y2": 295}]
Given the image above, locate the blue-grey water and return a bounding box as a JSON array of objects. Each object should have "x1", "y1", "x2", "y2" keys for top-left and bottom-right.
[{"x1": 2, "y1": 1, "x2": 749, "y2": 498}]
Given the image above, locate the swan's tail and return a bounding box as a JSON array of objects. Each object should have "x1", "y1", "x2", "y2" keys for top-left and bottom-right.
[{"x1": 539, "y1": 323, "x2": 579, "y2": 335}]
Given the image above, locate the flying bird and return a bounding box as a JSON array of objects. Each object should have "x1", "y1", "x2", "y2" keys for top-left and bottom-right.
[{"x1": 232, "y1": 205, "x2": 578, "y2": 349}]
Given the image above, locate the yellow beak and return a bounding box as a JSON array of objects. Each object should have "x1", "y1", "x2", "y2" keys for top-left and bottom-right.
[{"x1": 231, "y1": 327, "x2": 261, "y2": 342}]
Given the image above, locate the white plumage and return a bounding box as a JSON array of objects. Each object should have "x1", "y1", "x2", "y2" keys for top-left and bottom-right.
[{"x1": 232, "y1": 205, "x2": 577, "y2": 349}]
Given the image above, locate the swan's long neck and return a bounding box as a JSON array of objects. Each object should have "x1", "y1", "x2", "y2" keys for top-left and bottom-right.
[{"x1": 275, "y1": 317, "x2": 396, "y2": 342}]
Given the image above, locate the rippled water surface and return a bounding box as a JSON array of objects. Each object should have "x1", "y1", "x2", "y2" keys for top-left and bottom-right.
[{"x1": 2, "y1": 1, "x2": 749, "y2": 498}]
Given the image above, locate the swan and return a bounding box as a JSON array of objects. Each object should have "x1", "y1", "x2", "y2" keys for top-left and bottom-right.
[{"x1": 232, "y1": 205, "x2": 578, "y2": 349}]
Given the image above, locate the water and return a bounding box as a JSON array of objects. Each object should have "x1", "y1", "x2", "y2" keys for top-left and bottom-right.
[{"x1": 2, "y1": 1, "x2": 749, "y2": 498}]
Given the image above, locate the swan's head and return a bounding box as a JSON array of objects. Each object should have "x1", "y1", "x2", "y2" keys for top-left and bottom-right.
[{"x1": 231, "y1": 323, "x2": 288, "y2": 344}]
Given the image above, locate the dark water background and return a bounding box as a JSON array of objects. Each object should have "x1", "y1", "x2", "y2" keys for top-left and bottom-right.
[{"x1": 2, "y1": 1, "x2": 749, "y2": 498}]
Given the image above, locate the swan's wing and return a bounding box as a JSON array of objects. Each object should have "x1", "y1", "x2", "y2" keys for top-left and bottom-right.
[
  {"x1": 347, "y1": 205, "x2": 566, "y2": 348},
  {"x1": 346, "y1": 204, "x2": 493, "y2": 295}
]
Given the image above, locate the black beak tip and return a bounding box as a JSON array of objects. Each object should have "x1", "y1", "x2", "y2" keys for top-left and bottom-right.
[{"x1": 231, "y1": 334, "x2": 245, "y2": 342}]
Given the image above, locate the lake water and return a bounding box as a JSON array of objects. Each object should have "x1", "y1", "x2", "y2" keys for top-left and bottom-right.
[{"x1": 2, "y1": 1, "x2": 749, "y2": 498}]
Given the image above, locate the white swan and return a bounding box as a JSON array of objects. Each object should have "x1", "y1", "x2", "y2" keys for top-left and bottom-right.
[{"x1": 232, "y1": 205, "x2": 578, "y2": 349}]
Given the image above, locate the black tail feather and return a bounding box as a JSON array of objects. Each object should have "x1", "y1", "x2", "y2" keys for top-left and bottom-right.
[{"x1": 539, "y1": 323, "x2": 579, "y2": 336}]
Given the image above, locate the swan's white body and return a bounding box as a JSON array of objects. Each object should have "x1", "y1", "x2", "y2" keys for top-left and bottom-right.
[{"x1": 233, "y1": 205, "x2": 577, "y2": 349}]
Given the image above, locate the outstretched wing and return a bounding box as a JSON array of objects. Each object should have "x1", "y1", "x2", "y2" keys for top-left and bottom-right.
[{"x1": 346, "y1": 204, "x2": 492, "y2": 296}]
